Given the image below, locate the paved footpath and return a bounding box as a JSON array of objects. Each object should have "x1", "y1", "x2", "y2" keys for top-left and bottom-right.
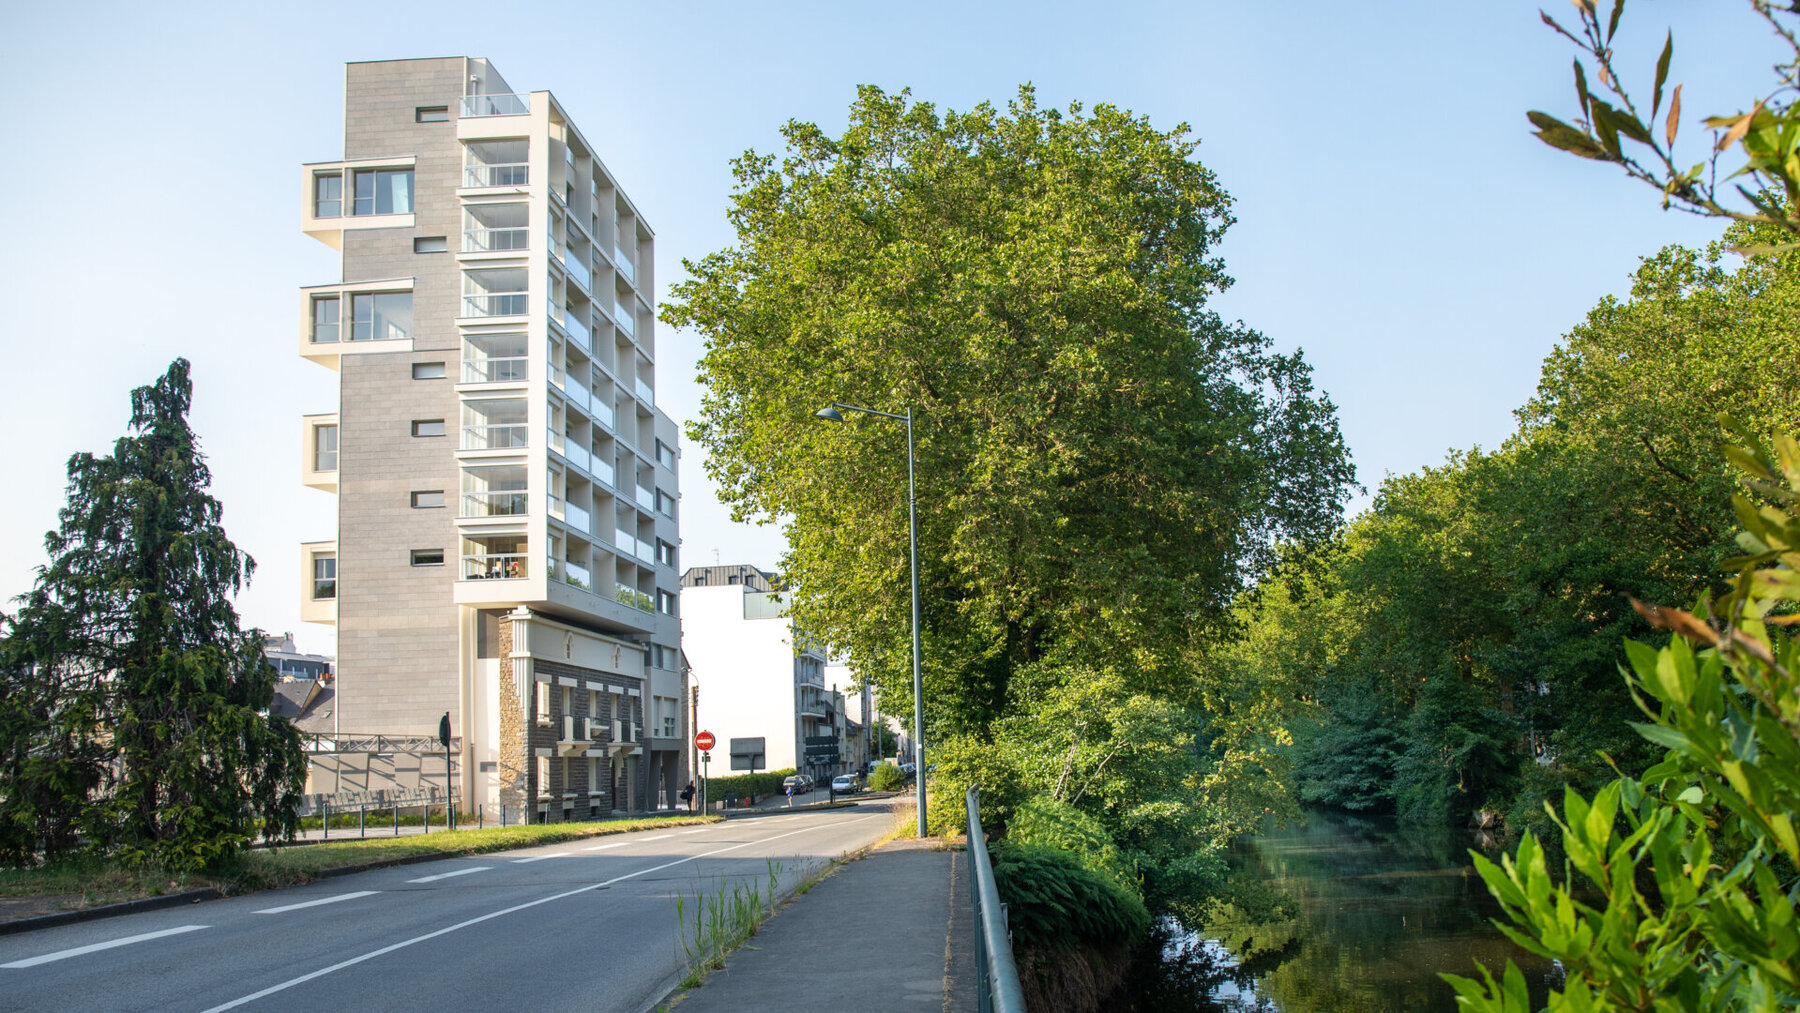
[{"x1": 671, "y1": 836, "x2": 977, "y2": 1013}]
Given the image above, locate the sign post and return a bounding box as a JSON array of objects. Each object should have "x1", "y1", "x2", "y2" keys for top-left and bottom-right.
[
  {"x1": 438, "y1": 712, "x2": 454, "y2": 830},
  {"x1": 804, "y1": 735, "x2": 840, "y2": 802},
  {"x1": 694, "y1": 731, "x2": 716, "y2": 812}
]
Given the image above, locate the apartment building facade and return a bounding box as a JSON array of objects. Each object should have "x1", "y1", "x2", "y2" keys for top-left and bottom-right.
[
  {"x1": 296, "y1": 57, "x2": 686, "y2": 819},
  {"x1": 680, "y1": 565, "x2": 855, "y2": 779}
]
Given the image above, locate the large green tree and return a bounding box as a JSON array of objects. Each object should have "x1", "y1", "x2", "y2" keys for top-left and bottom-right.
[
  {"x1": 0, "y1": 360, "x2": 306, "y2": 869},
  {"x1": 665, "y1": 86, "x2": 1355, "y2": 733}
]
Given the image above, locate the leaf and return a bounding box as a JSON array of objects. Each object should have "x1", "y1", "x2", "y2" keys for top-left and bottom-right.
[
  {"x1": 1652, "y1": 31, "x2": 1672, "y2": 119},
  {"x1": 1573, "y1": 59, "x2": 1593, "y2": 121},
  {"x1": 1540, "y1": 9, "x2": 1584, "y2": 45},
  {"x1": 1606, "y1": 0, "x2": 1624, "y2": 43},
  {"x1": 1666, "y1": 83, "x2": 1682, "y2": 147},
  {"x1": 1627, "y1": 596, "x2": 1720, "y2": 646},
  {"x1": 1718, "y1": 103, "x2": 1762, "y2": 153},
  {"x1": 1530, "y1": 110, "x2": 1611, "y2": 160}
]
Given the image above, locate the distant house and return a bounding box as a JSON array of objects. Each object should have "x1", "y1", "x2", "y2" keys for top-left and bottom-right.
[{"x1": 263, "y1": 632, "x2": 334, "y2": 682}]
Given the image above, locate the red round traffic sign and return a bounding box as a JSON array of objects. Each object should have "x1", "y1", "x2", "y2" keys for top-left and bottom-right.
[{"x1": 694, "y1": 731, "x2": 716, "y2": 751}]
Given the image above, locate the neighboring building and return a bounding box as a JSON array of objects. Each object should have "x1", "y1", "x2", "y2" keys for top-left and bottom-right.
[
  {"x1": 263, "y1": 632, "x2": 334, "y2": 682},
  {"x1": 295, "y1": 57, "x2": 685, "y2": 819},
  {"x1": 681, "y1": 564, "x2": 851, "y2": 779}
]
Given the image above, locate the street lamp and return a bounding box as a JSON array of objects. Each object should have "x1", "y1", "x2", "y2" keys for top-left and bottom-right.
[{"x1": 814, "y1": 401, "x2": 927, "y2": 836}]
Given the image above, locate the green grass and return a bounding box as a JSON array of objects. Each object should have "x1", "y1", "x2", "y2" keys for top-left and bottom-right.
[{"x1": 0, "y1": 814, "x2": 722, "y2": 920}]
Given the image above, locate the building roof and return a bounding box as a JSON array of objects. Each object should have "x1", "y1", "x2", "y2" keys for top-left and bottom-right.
[{"x1": 679, "y1": 564, "x2": 780, "y2": 592}]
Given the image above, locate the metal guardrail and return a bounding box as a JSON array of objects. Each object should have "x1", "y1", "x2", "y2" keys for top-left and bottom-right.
[{"x1": 966, "y1": 786, "x2": 1027, "y2": 1013}]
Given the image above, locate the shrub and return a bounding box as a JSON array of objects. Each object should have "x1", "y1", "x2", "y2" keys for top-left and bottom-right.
[
  {"x1": 699, "y1": 768, "x2": 797, "y2": 804},
  {"x1": 1006, "y1": 795, "x2": 1140, "y2": 900},
  {"x1": 866, "y1": 762, "x2": 906, "y2": 792},
  {"x1": 925, "y1": 734, "x2": 1027, "y2": 837},
  {"x1": 989, "y1": 842, "x2": 1150, "y2": 949}
]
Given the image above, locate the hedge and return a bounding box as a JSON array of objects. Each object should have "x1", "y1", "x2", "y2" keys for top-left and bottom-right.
[{"x1": 699, "y1": 768, "x2": 798, "y2": 802}]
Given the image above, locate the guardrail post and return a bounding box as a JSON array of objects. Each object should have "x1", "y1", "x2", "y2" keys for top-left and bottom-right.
[
  {"x1": 393, "y1": 803, "x2": 399, "y2": 836},
  {"x1": 966, "y1": 786, "x2": 1026, "y2": 1013},
  {"x1": 359, "y1": 806, "x2": 366, "y2": 839},
  {"x1": 322, "y1": 802, "x2": 329, "y2": 841}
]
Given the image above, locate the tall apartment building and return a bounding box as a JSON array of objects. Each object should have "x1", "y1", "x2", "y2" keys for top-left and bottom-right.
[{"x1": 295, "y1": 57, "x2": 685, "y2": 820}]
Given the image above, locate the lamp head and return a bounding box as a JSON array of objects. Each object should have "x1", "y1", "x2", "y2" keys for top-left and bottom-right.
[{"x1": 814, "y1": 406, "x2": 845, "y2": 423}]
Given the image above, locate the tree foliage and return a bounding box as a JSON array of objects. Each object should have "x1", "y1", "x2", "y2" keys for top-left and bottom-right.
[
  {"x1": 0, "y1": 360, "x2": 306, "y2": 869},
  {"x1": 665, "y1": 85, "x2": 1355, "y2": 736}
]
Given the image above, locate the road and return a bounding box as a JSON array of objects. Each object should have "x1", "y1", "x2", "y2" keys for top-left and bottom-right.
[{"x1": 0, "y1": 801, "x2": 900, "y2": 1013}]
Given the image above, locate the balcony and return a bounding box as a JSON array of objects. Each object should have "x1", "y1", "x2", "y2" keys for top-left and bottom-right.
[
  {"x1": 464, "y1": 227, "x2": 528, "y2": 253},
  {"x1": 562, "y1": 311, "x2": 592, "y2": 354},
  {"x1": 614, "y1": 302, "x2": 635, "y2": 339},
  {"x1": 464, "y1": 163, "x2": 528, "y2": 188},
  {"x1": 462, "y1": 553, "x2": 528, "y2": 580},
  {"x1": 634, "y1": 485, "x2": 655, "y2": 511},
  {"x1": 464, "y1": 293, "x2": 528, "y2": 317},
  {"x1": 591, "y1": 454, "x2": 615, "y2": 488},
  {"x1": 461, "y1": 93, "x2": 529, "y2": 117},
  {"x1": 613, "y1": 527, "x2": 651, "y2": 563},
  {"x1": 563, "y1": 251, "x2": 592, "y2": 293},
  {"x1": 615, "y1": 583, "x2": 653, "y2": 613},
  {"x1": 463, "y1": 356, "x2": 527, "y2": 384},
  {"x1": 565, "y1": 500, "x2": 592, "y2": 534},
  {"x1": 591, "y1": 393, "x2": 615, "y2": 430},
  {"x1": 635, "y1": 377, "x2": 655, "y2": 407},
  {"x1": 615, "y1": 247, "x2": 636, "y2": 286},
  {"x1": 460, "y1": 490, "x2": 527, "y2": 517},
  {"x1": 548, "y1": 428, "x2": 594, "y2": 474},
  {"x1": 558, "y1": 715, "x2": 597, "y2": 756},
  {"x1": 462, "y1": 424, "x2": 528, "y2": 451},
  {"x1": 562, "y1": 559, "x2": 592, "y2": 591}
]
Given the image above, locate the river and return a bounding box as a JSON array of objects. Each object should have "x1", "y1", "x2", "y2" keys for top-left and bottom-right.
[{"x1": 1111, "y1": 810, "x2": 1562, "y2": 1012}]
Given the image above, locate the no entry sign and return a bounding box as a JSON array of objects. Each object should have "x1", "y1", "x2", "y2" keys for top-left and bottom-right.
[{"x1": 694, "y1": 730, "x2": 716, "y2": 751}]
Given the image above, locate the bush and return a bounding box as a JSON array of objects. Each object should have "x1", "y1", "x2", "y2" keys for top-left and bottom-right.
[
  {"x1": 699, "y1": 768, "x2": 796, "y2": 804},
  {"x1": 1007, "y1": 795, "x2": 1140, "y2": 900},
  {"x1": 989, "y1": 842, "x2": 1150, "y2": 949},
  {"x1": 925, "y1": 734, "x2": 1027, "y2": 837},
  {"x1": 866, "y1": 762, "x2": 906, "y2": 792}
]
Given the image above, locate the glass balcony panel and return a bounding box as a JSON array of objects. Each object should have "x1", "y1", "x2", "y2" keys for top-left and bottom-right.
[
  {"x1": 635, "y1": 378, "x2": 654, "y2": 405},
  {"x1": 460, "y1": 93, "x2": 530, "y2": 117},
  {"x1": 614, "y1": 302, "x2": 635, "y2": 338},
  {"x1": 564, "y1": 383, "x2": 588, "y2": 416},
  {"x1": 564, "y1": 312, "x2": 591, "y2": 353},
  {"x1": 566, "y1": 441, "x2": 592, "y2": 475},
  {"x1": 464, "y1": 293, "x2": 528, "y2": 317},
  {"x1": 548, "y1": 494, "x2": 565, "y2": 520},
  {"x1": 547, "y1": 427, "x2": 565, "y2": 456},
  {"x1": 462, "y1": 424, "x2": 529, "y2": 450},
  {"x1": 591, "y1": 454, "x2": 615, "y2": 487},
  {"x1": 463, "y1": 553, "x2": 528, "y2": 579},
  {"x1": 461, "y1": 490, "x2": 528, "y2": 516},
  {"x1": 635, "y1": 485, "x2": 655, "y2": 510},
  {"x1": 464, "y1": 228, "x2": 529, "y2": 252},
  {"x1": 464, "y1": 163, "x2": 528, "y2": 187},
  {"x1": 591, "y1": 393, "x2": 615, "y2": 429},
  {"x1": 614, "y1": 583, "x2": 653, "y2": 612},
  {"x1": 615, "y1": 247, "x2": 635, "y2": 286},
  {"x1": 565, "y1": 501, "x2": 591, "y2": 534},
  {"x1": 463, "y1": 356, "x2": 528, "y2": 383},
  {"x1": 563, "y1": 560, "x2": 591, "y2": 590},
  {"x1": 564, "y1": 253, "x2": 592, "y2": 292}
]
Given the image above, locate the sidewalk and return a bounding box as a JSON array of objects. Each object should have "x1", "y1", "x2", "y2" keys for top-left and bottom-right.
[{"x1": 669, "y1": 836, "x2": 977, "y2": 1013}]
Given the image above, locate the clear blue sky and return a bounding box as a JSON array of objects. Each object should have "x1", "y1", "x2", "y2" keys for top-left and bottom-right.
[{"x1": 0, "y1": 1, "x2": 1774, "y2": 655}]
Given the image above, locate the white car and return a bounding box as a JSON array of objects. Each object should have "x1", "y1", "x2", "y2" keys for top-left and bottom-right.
[{"x1": 831, "y1": 774, "x2": 859, "y2": 794}]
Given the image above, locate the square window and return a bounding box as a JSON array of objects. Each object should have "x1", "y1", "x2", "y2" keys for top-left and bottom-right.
[
  {"x1": 410, "y1": 549, "x2": 445, "y2": 566},
  {"x1": 312, "y1": 553, "x2": 337, "y2": 600},
  {"x1": 352, "y1": 168, "x2": 413, "y2": 215},
  {"x1": 412, "y1": 361, "x2": 446, "y2": 380},
  {"x1": 414, "y1": 236, "x2": 448, "y2": 254},
  {"x1": 311, "y1": 296, "x2": 340, "y2": 344},
  {"x1": 412, "y1": 419, "x2": 445, "y2": 437},
  {"x1": 415, "y1": 106, "x2": 449, "y2": 123},
  {"x1": 410, "y1": 490, "x2": 445, "y2": 509},
  {"x1": 350, "y1": 291, "x2": 412, "y2": 342},
  {"x1": 313, "y1": 424, "x2": 338, "y2": 472},
  {"x1": 313, "y1": 173, "x2": 342, "y2": 218}
]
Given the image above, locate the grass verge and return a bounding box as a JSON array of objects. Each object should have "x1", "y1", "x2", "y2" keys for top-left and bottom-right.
[{"x1": 0, "y1": 814, "x2": 722, "y2": 922}]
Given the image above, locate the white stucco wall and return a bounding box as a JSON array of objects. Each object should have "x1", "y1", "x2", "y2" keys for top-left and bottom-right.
[{"x1": 682, "y1": 584, "x2": 809, "y2": 773}]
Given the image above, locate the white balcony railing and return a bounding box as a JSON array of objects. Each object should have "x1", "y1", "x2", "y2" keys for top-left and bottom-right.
[
  {"x1": 464, "y1": 293, "x2": 528, "y2": 317},
  {"x1": 563, "y1": 311, "x2": 591, "y2": 353},
  {"x1": 614, "y1": 302, "x2": 635, "y2": 338},
  {"x1": 565, "y1": 501, "x2": 592, "y2": 534},
  {"x1": 564, "y1": 252, "x2": 592, "y2": 293},
  {"x1": 591, "y1": 394, "x2": 615, "y2": 430},
  {"x1": 463, "y1": 553, "x2": 528, "y2": 580},
  {"x1": 461, "y1": 93, "x2": 529, "y2": 117},
  {"x1": 635, "y1": 485, "x2": 655, "y2": 511},
  {"x1": 615, "y1": 247, "x2": 636, "y2": 286},
  {"x1": 591, "y1": 455, "x2": 615, "y2": 487},
  {"x1": 462, "y1": 424, "x2": 528, "y2": 450},
  {"x1": 635, "y1": 378, "x2": 654, "y2": 406},
  {"x1": 461, "y1": 491, "x2": 527, "y2": 516},
  {"x1": 564, "y1": 382, "x2": 590, "y2": 417},
  {"x1": 463, "y1": 357, "x2": 528, "y2": 383},
  {"x1": 464, "y1": 163, "x2": 528, "y2": 188},
  {"x1": 464, "y1": 228, "x2": 528, "y2": 253}
]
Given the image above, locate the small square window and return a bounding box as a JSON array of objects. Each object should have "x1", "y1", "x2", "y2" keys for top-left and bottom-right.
[
  {"x1": 414, "y1": 236, "x2": 448, "y2": 254},
  {"x1": 412, "y1": 419, "x2": 446, "y2": 437},
  {"x1": 416, "y1": 106, "x2": 449, "y2": 123},
  {"x1": 412, "y1": 361, "x2": 446, "y2": 379},
  {"x1": 411, "y1": 549, "x2": 445, "y2": 566},
  {"x1": 410, "y1": 490, "x2": 445, "y2": 509}
]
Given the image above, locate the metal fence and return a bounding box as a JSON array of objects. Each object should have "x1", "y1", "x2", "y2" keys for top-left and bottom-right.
[{"x1": 965, "y1": 786, "x2": 1026, "y2": 1013}]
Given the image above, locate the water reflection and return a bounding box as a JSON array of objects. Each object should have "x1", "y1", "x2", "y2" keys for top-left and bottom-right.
[{"x1": 1110, "y1": 811, "x2": 1560, "y2": 1012}]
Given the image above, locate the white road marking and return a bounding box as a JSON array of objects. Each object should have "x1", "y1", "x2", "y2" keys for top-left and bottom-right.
[
  {"x1": 637, "y1": 834, "x2": 672, "y2": 842},
  {"x1": 200, "y1": 815, "x2": 882, "y2": 1012},
  {"x1": 406, "y1": 866, "x2": 491, "y2": 884},
  {"x1": 679, "y1": 828, "x2": 710, "y2": 834},
  {"x1": 510, "y1": 852, "x2": 572, "y2": 863},
  {"x1": 2, "y1": 924, "x2": 210, "y2": 969},
  {"x1": 583, "y1": 842, "x2": 627, "y2": 851},
  {"x1": 253, "y1": 890, "x2": 379, "y2": 915}
]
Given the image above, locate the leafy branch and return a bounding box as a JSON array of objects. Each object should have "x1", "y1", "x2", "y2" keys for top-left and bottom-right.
[{"x1": 1532, "y1": 0, "x2": 1800, "y2": 252}]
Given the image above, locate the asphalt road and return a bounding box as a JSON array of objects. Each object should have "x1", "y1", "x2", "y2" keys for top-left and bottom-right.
[{"x1": 0, "y1": 802, "x2": 900, "y2": 1013}]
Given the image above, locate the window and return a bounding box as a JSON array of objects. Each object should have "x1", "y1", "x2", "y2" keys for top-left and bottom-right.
[
  {"x1": 655, "y1": 440, "x2": 676, "y2": 469},
  {"x1": 655, "y1": 696, "x2": 678, "y2": 738},
  {"x1": 411, "y1": 361, "x2": 446, "y2": 380},
  {"x1": 727, "y1": 575, "x2": 740, "y2": 585},
  {"x1": 415, "y1": 106, "x2": 449, "y2": 123},
  {"x1": 655, "y1": 490, "x2": 676, "y2": 517},
  {"x1": 413, "y1": 236, "x2": 448, "y2": 254},
  {"x1": 313, "y1": 424, "x2": 338, "y2": 472},
  {"x1": 412, "y1": 419, "x2": 445, "y2": 437},
  {"x1": 587, "y1": 756, "x2": 601, "y2": 793},
  {"x1": 410, "y1": 490, "x2": 444, "y2": 509},
  {"x1": 410, "y1": 549, "x2": 444, "y2": 566},
  {"x1": 535, "y1": 759, "x2": 549, "y2": 799},
  {"x1": 656, "y1": 539, "x2": 676, "y2": 567},
  {"x1": 313, "y1": 173, "x2": 342, "y2": 218},
  {"x1": 311, "y1": 296, "x2": 340, "y2": 344},
  {"x1": 535, "y1": 681, "x2": 551, "y2": 725},
  {"x1": 350, "y1": 291, "x2": 412, "y2": 342},
  {"x1": 312, "y1": 553, "x2": 336, "y2": 600},
  {"x1": 352, "y1": 168, "x2": 413, "y2": 215},
  {"x1": 657, "y1": 589, "x2": 677, "y2": 616}
]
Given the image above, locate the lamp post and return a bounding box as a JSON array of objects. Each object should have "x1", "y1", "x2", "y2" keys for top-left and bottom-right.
[{"x1": 815, "y1": 401, "x2": 926, "y2": 836}]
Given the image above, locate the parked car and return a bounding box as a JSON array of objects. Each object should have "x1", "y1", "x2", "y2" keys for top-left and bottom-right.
[
  {"x1": 782, "y1": 774, "x2": 814, "y2": 794},
  {"x1": 831, "y1": 774, "x2": 859, "y2": 794}
]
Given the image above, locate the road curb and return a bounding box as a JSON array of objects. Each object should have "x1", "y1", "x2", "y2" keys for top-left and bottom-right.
[{"x1": 0, "y1": 887, "x2": 228, "y2": 937}]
